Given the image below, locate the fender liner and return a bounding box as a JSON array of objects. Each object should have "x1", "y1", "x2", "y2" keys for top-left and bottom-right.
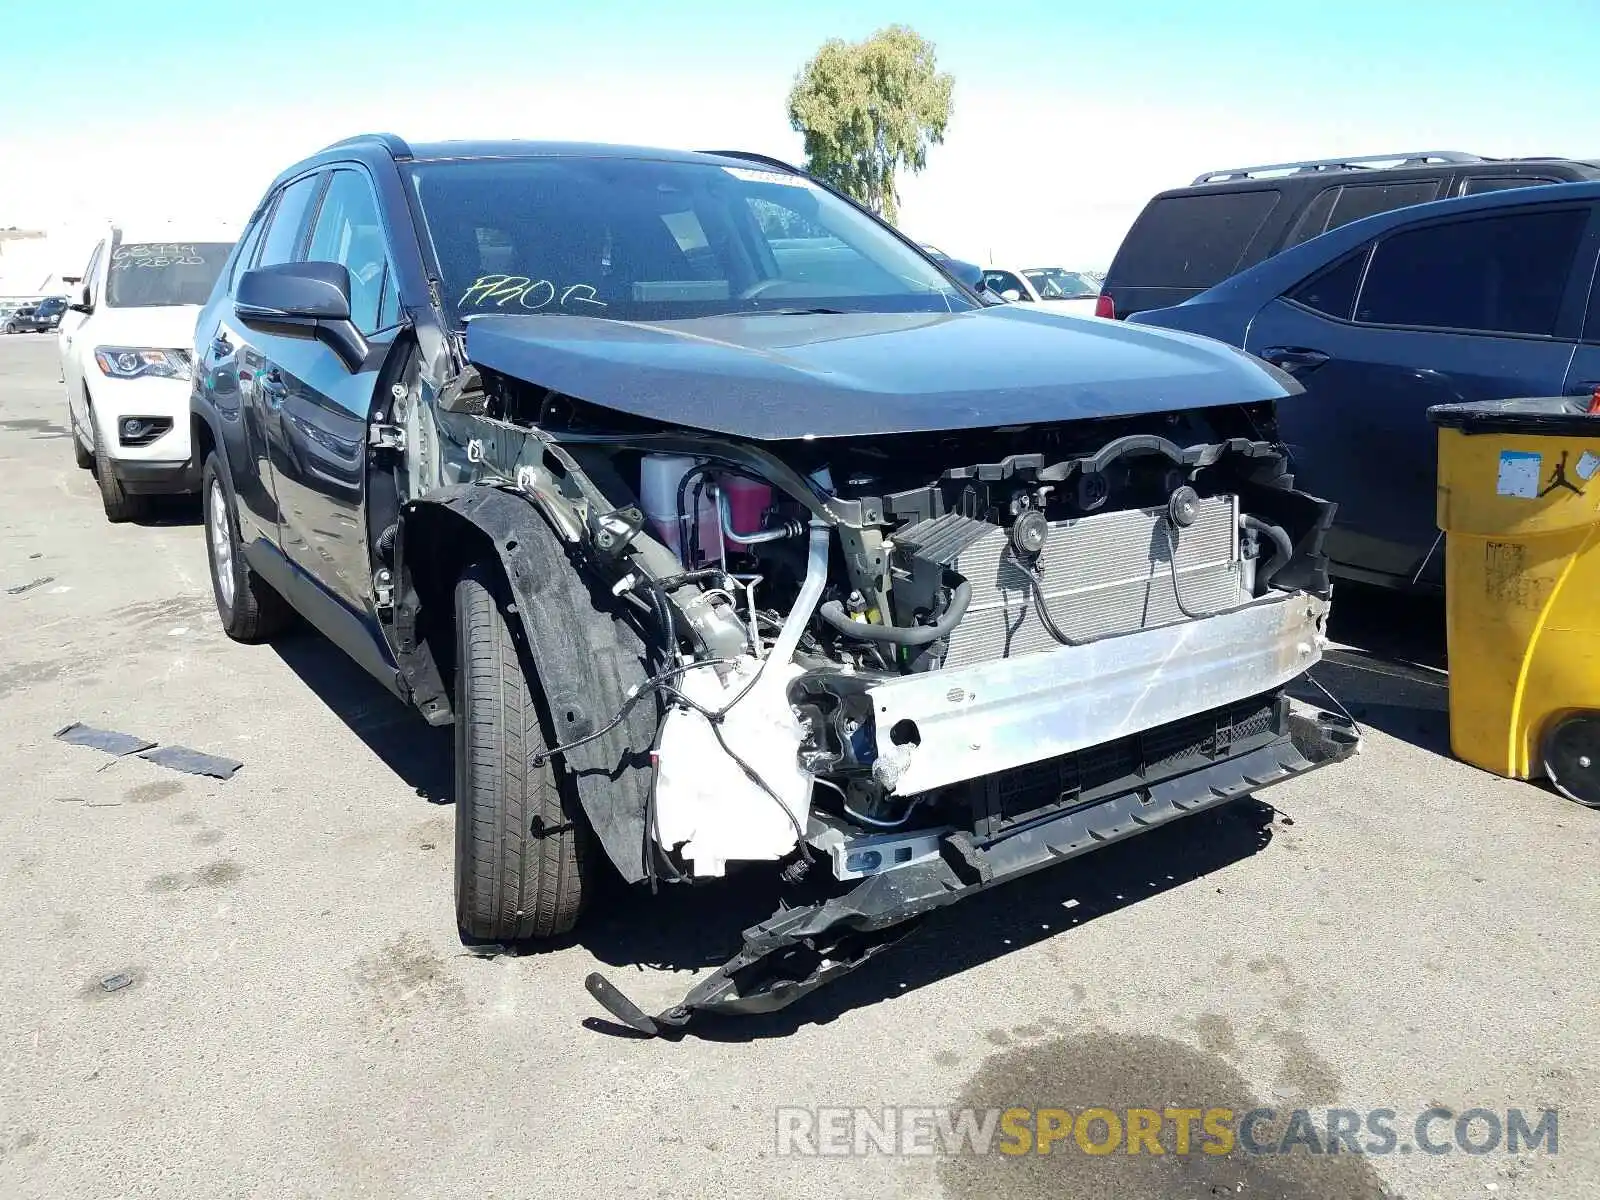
[{"x1": 398, "y1": 484, "x2": 654, "y2": 883}]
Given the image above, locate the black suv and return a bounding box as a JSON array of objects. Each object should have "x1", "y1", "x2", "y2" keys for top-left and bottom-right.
[
  {"x1": 191, "y1": 134, "x2": 1354, "y2": 1031},
  {"x1": 1101, "y1": 150, "x2": 1600, "y2": 320}
]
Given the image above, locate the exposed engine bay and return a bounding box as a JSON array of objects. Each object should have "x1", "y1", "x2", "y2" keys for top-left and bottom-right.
[{"x1": 406, "y1": 371, "x2": 1339, "y2": 882}]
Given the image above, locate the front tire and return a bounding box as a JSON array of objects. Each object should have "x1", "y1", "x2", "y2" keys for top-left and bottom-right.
[
  {"x1": 202, "y1": 453, "x2": 292, "y2": 642},
  {"x1": 92, "y1": 421, "x2": 148, "y2": 523},
  {"x1": 454, "y1": 562, "x2": 592, "y2": 944}
]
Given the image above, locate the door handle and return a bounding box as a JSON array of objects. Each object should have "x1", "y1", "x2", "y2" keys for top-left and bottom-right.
[
  {"x1": 1260, "y1": 346, "x2": 1331, "y2": 373},
  {"x1": 260, "y1": 369, "x2": 288, "y2": 408}
]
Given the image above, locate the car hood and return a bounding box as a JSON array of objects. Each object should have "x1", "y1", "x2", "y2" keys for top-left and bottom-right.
[
  {"x1": 464, "y1": 305, "x2": 1296, "y2": 440},
  {"x1": 81, "y1": 304, "x2": 203, "y2": 352}
]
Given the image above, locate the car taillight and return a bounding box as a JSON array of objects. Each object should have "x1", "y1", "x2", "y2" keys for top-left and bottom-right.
[
  {"x1": 1589, "y1": 386, "x2": 1600, "y2": 416},
  {"x1": 1094, "y1": 293, "x2": 1116, "y2": 319}
]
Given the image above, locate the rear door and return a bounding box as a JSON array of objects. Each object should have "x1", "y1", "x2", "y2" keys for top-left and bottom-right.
[
  {"x1": 263, "y1": 166, "x2": 403, "y2": 614},
  {"x1": 194, "y1": 196, "x2": 279, "y2": 544},
  {"x1": 1104, "y1": 187, "x2": 1282, "y2": 318},
  {"x1": 1249, "y1": 203, "x2": 1597, "y2": 585}
]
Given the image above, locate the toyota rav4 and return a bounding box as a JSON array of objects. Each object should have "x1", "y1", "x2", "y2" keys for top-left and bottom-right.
[{"x1": 191, "y1": 134, "x2": 1358, "y2": 1033}]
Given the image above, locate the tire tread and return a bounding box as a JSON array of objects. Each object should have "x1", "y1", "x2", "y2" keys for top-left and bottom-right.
[{"x1": 454, "y1": 563, "x2": 588, "y2": 942}]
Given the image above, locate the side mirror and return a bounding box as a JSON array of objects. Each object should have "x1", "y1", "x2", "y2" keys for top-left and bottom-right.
[
  {"x1": 236, "y1": 261, "x2": 366, "y2": 371},
  {"x1": 70, "y1": 283, "x2": 93, "y2": 314},
  {"x1": 1000, "y1": 288, "x2": 1022, "y2": 302}
]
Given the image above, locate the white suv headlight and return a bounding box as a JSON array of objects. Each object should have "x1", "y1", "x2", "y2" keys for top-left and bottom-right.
[{"x1": 94, "y1": 347, "x2": 191, "y2": 381}]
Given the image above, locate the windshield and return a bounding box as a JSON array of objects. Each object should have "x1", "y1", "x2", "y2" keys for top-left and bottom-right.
[
  {"x1": 1021, "y1": 268, "x2": 1098, "y2": 300},
  {"x1": 406, "y1": 156, "x2": 966, "y2": 324},
  {"x1": 105, "y1": 242, "x2": 232, "y2": 308}
]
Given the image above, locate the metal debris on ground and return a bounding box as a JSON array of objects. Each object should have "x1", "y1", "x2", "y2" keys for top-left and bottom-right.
[
  {"x1": 99, "y1": 972, "x2": 135, "y2": 993},
  {"x1": 6, "y1": 575, "x2": 53, "y2": 595},
  {"x1": 54, "y1": 722, "x2": 157, "y2": 757},
  {"x1": 137, "y1": 745, "x2": 244, "y2": 781}
]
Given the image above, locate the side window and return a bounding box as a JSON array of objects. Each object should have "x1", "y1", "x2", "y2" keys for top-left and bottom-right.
[
  {"x1": 984, "y1": 270, "x2": 1029, "y2": 298},
  {"x1": 1287, "y1": 247, "x2": 1370, "y2": 320},
  {"x1": 228, "y1": 206, "x2": 271, "y2": 291},
  {"x1": 1463, "y1": 176, "x2": 1560, "y2": 196},
  {"x1": 256, "y1": 174, "x2": 322, "y2": 268},
  {"x1": 304, "y1": 169, "x2": 392, "y2": 334},
  {"x1": 1325, "y1": 180, "x2": 1442, "y2": 232},
  {"x1": 1355, "y1": 208, "x2": 1589, "y2": 336}
]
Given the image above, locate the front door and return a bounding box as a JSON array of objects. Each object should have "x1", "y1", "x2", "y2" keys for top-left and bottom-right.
[
  {"x1": 259, "y1": 167, "x2": 402, "y2": 616},
  {"x1": 225, "y1": 171, "x2": 327, "y2": 539},
  {"x1": 60, "y1": 238, "x2": 104, "y2": 435}
]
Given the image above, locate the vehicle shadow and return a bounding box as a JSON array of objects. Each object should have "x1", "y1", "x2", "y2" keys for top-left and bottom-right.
[
  {"x1": 577, "y1": 796, "x2": 1278, "y2": 1041},
  {"x1": 1288, "y1": 581, "x2": 1451, "y2": 755},
  {"x1": 138, "y1": 494, "x2": 204, "y2": 528},
  {"x1": 270, "y1": 628, "x2": 454, "y2": 802}
]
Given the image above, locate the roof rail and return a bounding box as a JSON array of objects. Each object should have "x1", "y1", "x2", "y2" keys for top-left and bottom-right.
[
  {"x1": 319, "y1": 132, "x2": 414, "y2": 162},
  {"x1": 698, "y1": 149, "x2": 804, "y2": 175},
  {"x1": 1191, "y1": 150, "x2": 1483, "y2": 186}
]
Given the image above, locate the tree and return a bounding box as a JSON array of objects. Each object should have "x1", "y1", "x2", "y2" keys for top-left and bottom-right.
[{"x1": 786, "y1": 25, "x2": 954, "y2": 226}]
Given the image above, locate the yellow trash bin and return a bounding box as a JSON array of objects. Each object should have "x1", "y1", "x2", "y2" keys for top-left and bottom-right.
[{"x1": 1429, "y1": 397, "x2": 1600, "y2": 807}]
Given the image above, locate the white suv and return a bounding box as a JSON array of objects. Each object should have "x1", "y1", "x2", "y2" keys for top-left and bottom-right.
[{"x1": 59, "y1": 226, "x2": 234, "y2": 521}]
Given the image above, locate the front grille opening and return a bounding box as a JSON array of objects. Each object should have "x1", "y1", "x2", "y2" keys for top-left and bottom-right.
[{"x1": 972, "y1": 691, "x2": 1288, "y2": 842}]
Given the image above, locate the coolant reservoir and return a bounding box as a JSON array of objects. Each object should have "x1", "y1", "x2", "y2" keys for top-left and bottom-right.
[{"x1": 640, "y1": 454, "x2": 719, "y2": 564}]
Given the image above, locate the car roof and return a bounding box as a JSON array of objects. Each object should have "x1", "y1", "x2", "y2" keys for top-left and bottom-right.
[
  {"x1": 267, "y1": 134, "x2": 775, "y2": 194},
  {"x1": 1188, "y1": 179, "x2": 1600, "y2": 303}
]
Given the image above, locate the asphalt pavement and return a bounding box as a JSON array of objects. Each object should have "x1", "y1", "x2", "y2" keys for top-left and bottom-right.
[{"x1": 0, "y1": 333, "x2": 1594, "y2": 1199}]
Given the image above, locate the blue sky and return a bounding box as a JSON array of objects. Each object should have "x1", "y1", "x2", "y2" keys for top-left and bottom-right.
[{"x1": 4, "y1": 1, "x2": 1597, "y2": 269}]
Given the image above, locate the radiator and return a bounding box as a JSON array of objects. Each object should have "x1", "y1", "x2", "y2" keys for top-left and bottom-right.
[{"x1": 893, "y1": 496, "x2": 1246, "y2": 669}]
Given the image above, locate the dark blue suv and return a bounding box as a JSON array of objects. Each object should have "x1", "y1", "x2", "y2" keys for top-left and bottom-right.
[
  {"x1": 189, "y1": 133, "x2": 1356, "y2": 1032},
  {"x1": 1131, "y1": 181, "x2": 1600, "y2": 589}
]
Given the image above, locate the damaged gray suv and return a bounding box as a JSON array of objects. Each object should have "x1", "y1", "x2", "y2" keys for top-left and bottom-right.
[{"x1": 191, "y1": 135, "x2": 1358, "y2": 1033}]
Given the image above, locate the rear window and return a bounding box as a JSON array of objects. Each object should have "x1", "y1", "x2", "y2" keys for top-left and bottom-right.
[
  {"x1": 1111, "y1": 189, "x2": 1281, "y2": 288},
  {"x1": 105, "y1": 242, "x2": 232, "y2": 308}
]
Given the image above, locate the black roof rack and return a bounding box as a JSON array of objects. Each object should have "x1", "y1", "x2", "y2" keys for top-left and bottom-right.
[
  {"x1": 1191, "y1": 150, "x2": 1483, "y2": 186},
  {"x1": 698, "y1": 149, "x2": 804, "y2": 174},
  {"x1": 319, "y1": 132, "x2": 414, "y2": 162}
]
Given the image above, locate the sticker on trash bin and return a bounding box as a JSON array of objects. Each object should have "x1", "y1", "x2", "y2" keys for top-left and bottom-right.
[
  {"x1": 1577, "y1": 450, "x2": 1600, "y2": 481},
  {"x1": 1496, "y1": 450, "x2": 1542, "y2": 499}
]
